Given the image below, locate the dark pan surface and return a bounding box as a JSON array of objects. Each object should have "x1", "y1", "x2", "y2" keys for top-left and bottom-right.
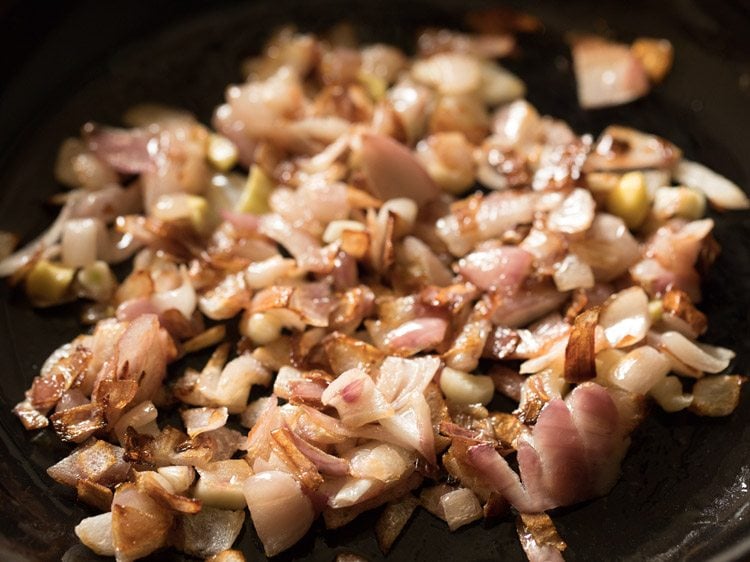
[{"x1": 1, "y1": 1, "x2": 749, "y2": 560}]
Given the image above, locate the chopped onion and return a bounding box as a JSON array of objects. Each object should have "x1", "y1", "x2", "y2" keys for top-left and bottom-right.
[
  {"x1": 675, "y1": 160, "x2": 750, "y2": 210},
  {"x1": 359, "y1": 133, "x2": 440, "y2": 206},
  {"x1": 599, "y1": 287, "x2": 650, "y2": 348},
  {"x1": 412, "y1": 52, "x2": 482, "y2": 95},
  {"x1": 571, "y1": 36, "x2": 650, "y2": 109},
  {"x1": 439, "y1": 488, "x2": 483, "y2": 531},
  {"x1": 182, "y1": 407, "x2": 229, "y2": 438},
  {"x1": 61, "y1": 218, "x2": 102, "y2": 268},
  {"x1": 172, "y1": 507, "x2": 245, "y2": 558},
  {"x1": 75, "y1": 512, "x2": 115, "y2": 557},
  {"x1": 649, "y1": 376, "x2": 692, "y2": 412},
  {"x1": 547, "y1": 188, "x2": 596, "y2": 234},
  {"x1": 610, "y1": 346, "x2": 671, "y2": 394},
  {"x1": 553, "y1": 254, "x2": 595, "y2": 292},
  {"x1": 691, "y1": 375, "x2": 745, "y2": 417},
  {"x1": 244, "y1": 470, "x2": 315, "y2": 557},
  {"x1": 375, "y1": 494, "x2": 419, "y2": 554},
  {"x1": 439, "y1": 367, "x2": 495, "y2": 405},
  {"x1": 194, "y1": 460, "x2": 252, "y2": 510},
  {"x1": 480, "y1": 62, "x2": 525, "y2": 106},
  {"x1": 659, "y1": 331, "x2": 733, "y2": 374},
  {"x1": 321, "y1": 368, "x2": 394, "y2": 427}
]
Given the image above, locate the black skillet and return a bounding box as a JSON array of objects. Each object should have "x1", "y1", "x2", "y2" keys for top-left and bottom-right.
[{"x1": 1, "y1": 1, "x2": 749, "y2": 560}]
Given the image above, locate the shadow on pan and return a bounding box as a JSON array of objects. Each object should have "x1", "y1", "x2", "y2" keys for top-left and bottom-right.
[{"x1": 0, "y1": 0, "x2": 749, "y2": 560}]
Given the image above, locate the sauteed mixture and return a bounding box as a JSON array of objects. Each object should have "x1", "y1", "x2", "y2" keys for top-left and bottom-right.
[{"x1": 1, "y1": 17, "x2": 747, "y2": 561}]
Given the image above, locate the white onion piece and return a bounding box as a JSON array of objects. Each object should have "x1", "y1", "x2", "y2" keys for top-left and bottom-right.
[
  {"x1": 244, "y1": 255, "x2": 296, "y2": 289},
  {"x1": 457, "y1": 246, "x2": 533, "y2": 292},
  {"x1": 415, "y1": 133, "x2": 476, "y2": 195},
  {"x1": 399, "y1": 236, "x2": 453, "y2": 286},
  {"x1": 547, "y1": 188, "x2": 596, "y2": 234},
  {"x1": 152, "y1": 193, "x2": 202, "y2": 222},
  {"x1": 610, "y1": 346, "x2": 671, "y2": 394},
  {"x1": 111, "y1": 483, "x2": 172, "y2": 560},
  {"x1": 439, "y1": 488, "x2": 483, "y2": 531},
  {"x1": 151, "y1": 266, "x2": 197, "y2": 320},
  {"x1": 198, "y1": 272, "x2": 249, "y2": 321},
  {"x1": 184, "y1": 354, "x2": 271, "y2": 414},
  {"x1": 659, "y1": 331, "x2": 733, "y2": 374},
  {"x1": 182, "y1": 406, "x2": 229, "y2": 438},
  {"x1": 347, "y1": 442, "x2": 413, "y2": 483},
  {"x1": 674, "y1": 160, "x2": 750, "y2": 210},
  {"x1": 436, "y1": 191, "x2": 538, "y2": 257},
  {"x1": 214, "y1": 355, "x2": 271, "y2": 413},
  {"x1": 439, "y1": 367, "x2": 494, "y2": 405},
  {"x1": 571, "y1": 213, "x2": 640, "y2": 282},
  {"x1": 520, "y1": 338, "x2": 567, "y2": 375},
  {"x1": 113, "y1": 400, "x2": 159, "y2": 444},
  {"x1": 480, "y1": 62, "x2": 525, "y2": 106},
  {"x1": 379, "y1": 394, "x2": 435, "y2": 463},
  {"x1": 321, "y1": 368, "x2": 394, "y2": 427},
  {"x1": 273, "y1": 366, "x2": 304, "y2": 401},
  {"x1": 157, "y1": 465, "x2": 196, "y2": 494},
  {"x1": 194, "y1": 460, "x2": 252, "y2": 510},
  {"x1": 359, "y1": 133, "x2": 440, "y2": 206},
  {"x1": 599, "y1": 287, "x2": 650, "y2": 348},
  {"x1": 328, "y1": 477, "x2": 384, "y2": 508},
  {"x1": 412, "y1": 52, "x2": 482, "y2": 95},
  {"x1": 173, "y1": 507, "x2": 245, "y2": 559},
  {"x1": 553, "y1": 254, "x2": 595, "y2": 292},
  {"x1": 649, "y1": 376, "x2": 692, "y2": 412},
  {"x1": 61, "y1": 218, "x2": 102, "y2": 268},
  {"x1": 0, "y1": 200, "x2": 72, "y2": 277},
  {"x1": 384, "y1": 317, "x2": 448, "y2": 355},
  {"x1": 491, "y1": 100, "x2": 540, "y2": 146},
  {"x1": 387, "y1": 80, "x2": 434, "y2": 144},
  {"x1": 243, "y1": 470, "x2": 315, "y2": 557},
  {"x1": 572, "y1": 37, "x2": 650, "y2": 109},
  {"x1": 75, "y1": 512, "x2": 115, "y2": 557},
  {"x1": 376, "y1": 355, "x2": 441, "y2": 410},
  {"x1": 691, "y1": 375, "x2": 744, "y2": 417}
]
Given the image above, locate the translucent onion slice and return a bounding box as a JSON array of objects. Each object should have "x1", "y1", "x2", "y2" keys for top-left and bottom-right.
[
  {"x1": 610, "y1": 345, "x2": 671, "y2": 394},
  {"x1": 599, "y1": 287, "x2": 650, "y2": 348},
  {"x1": 244, "y1": 470, "x2": 315, "y2": 557},
  {"x1": 649, "y1": 376, "x2": 692, "y2": 413},
  {"x1": 659, "y1": 331, "x2": 734, "y2": 374},
  {"x1": 412, "y1": 52, "x2": 482, "y2": 95},
  {"x1": 75, "y1": 512, "x2": 115, "y2": 557},
  {"x1": 690, "y1": 375, "x2": 745, "y2": 417},
  {"x1": 439, "y1": 488, "x2": 483, "y2": 531},
  {"x1": 675, "y1": 160, "x2": 750, "y2": 210}
]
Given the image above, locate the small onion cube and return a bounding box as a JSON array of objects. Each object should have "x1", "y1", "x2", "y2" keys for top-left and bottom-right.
[{"x1": 439, "y1": 488, "x2": 483, "y2": 531}]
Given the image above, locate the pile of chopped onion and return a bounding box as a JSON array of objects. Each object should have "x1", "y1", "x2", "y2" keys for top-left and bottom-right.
[{"x1": 2, "y1": 18, "x2": 747, "y2": 562}]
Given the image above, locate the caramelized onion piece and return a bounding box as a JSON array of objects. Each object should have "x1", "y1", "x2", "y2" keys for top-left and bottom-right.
[
  {"x1": 172, "y1": 507, "x2": 246, "y2": 558},
  {"x1": 564, "y1": 307, "x2": 599, "y2": 383},
  {"x1": 690, "y1": 375, "x2": 746, "y2": 417},
  {"x1": 516, "y1": 513, "x2": 566, "y2": 562},
  {"x1": 112, "y1": 482, "x2": 174, "y2": 561},
  {"x1": 375, "y1": 494, "x2": 419, "y2": 554}
]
